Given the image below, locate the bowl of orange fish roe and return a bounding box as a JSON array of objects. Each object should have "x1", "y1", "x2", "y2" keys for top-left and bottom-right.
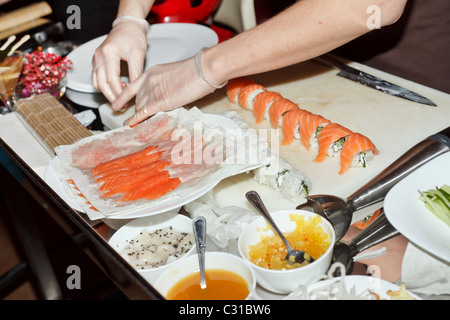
[{"x1": 238, "y1": 209, "x2": 335, "y2": 294}]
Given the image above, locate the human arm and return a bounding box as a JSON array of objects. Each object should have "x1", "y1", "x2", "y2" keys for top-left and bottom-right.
[
  {"x1": 91, "y1": 0, "x2": 154, "y2": 102},
  {"x1": 114, "y1": 0, "x2": 407, "y2": 126}
]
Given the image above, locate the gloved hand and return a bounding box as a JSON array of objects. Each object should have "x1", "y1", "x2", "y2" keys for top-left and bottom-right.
[
  {"x1": 92, "y1": 16, "x2": 149, "y2": 103},
  {"x1": 112, "y1": 50, "x2": 226, "y2": 127}
]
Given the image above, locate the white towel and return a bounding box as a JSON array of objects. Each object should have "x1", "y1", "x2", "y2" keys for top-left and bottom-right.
[{"x1": 401, "y1": 242, "x2": 450, "y2": 297}]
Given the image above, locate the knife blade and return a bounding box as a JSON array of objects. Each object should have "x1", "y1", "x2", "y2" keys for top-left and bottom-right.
[{"x1": 314, "y1": 54, "x2": 437, "y2": 107}]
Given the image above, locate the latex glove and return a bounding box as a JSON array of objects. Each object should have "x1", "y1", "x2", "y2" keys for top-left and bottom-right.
[
  {"x1": 92, "y1": 17, "x2": 148, "y2": 103},
  {"x1": 112, "y1": 51, "x2": 223, "y2": 127}
]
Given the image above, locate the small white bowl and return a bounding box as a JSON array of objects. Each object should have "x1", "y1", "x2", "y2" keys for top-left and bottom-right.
[
  {"x1": 238, "y1": 209, "x2": 335, "y2": 294},
  {"x1": 154, "y1": 252, "x2": 257, "y2": 300},
  {"x1": 108, "y1": 212, "x2": 196, "y2": 285}
]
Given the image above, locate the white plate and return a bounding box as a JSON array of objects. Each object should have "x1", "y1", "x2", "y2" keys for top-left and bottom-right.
[
  {"x1": 384, "y1": 152, "x2": 450, "y2": 262},
  {"x1": 44, "y1": 114, "x2": 251, "y2": 220},
  {"x1": 67, "y1": 23, "x2": 218, "y2": 93}
]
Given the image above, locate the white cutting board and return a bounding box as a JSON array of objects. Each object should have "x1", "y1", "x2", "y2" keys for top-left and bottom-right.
[{"x1": 193, "y1": 60, "x2": 450, "y2": 221}]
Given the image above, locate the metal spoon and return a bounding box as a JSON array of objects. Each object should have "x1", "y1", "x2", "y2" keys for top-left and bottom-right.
[
  {"x1": 193, "y1": 216, "x2": 207, "y2": 289},
  {"x1": 246, "y1": 190, "x2": 314, "y2": 265}
]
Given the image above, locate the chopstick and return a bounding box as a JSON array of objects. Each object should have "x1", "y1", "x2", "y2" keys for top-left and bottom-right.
[{"x1": 0, "y1": 34, "x2": 30, "y2": 63}]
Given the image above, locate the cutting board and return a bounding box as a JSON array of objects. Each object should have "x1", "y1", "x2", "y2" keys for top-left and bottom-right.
[
  {"x1": 97, "y1": 59, "x2": 450, "y2": 221},
  {"x1": 192, "y1": 60, "x2": 450, "y2": 221}
]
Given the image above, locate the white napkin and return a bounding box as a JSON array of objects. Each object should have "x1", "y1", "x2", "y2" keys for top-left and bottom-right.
[
  {"x1": 401, "y1": 242, "x2": 450, "y2": 297},
  {"x1": 184, "y1": 191, "x2": 258, "y2": 255}
]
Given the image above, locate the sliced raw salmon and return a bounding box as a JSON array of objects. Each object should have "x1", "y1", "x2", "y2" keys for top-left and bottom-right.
[
  {"x1": 93, "y1": 150, "x2": 163, "y2": 178},
  {"x1": 91, "y1": 145, "x2": 157, "y2": 177},
  {"x1": 101, "y1": 170, "x2": 171, "y2": 198},
  {"x1": 119, "y1": 176, "x2": 181, "y2": 202},
  {"x1": 98, "y1": 160, "x2": 171, "y2": 191},
  {"x1": 314, "y1": 123, "x2": 353, "y2": 162},
  {"x1": 339, "y1": 133, "x2": 379, "y2": 175}
]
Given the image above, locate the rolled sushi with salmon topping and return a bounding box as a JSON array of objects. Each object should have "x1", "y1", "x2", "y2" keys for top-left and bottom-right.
[
  {"x1": 269, "y1": 98, "x2": 299, "y2": 128},
  {"x1": 226, "y1": 77, "x2": 255, "y2": 103},
  {"x1": 299, "y1": 113, "x2": 330, "y2": 151},
  {"x1": 253, "y1": 91, "x2": 283, "y2": 124},
  {"x1": 339, "y1": 132, "x2": 379, "y2": 175},
  {"x1": 281, "y1": 108, "x2": 312, "y2": 145},
  {"x1": 314, "y1": 123, "x2": 353, "y2": 162},
  {"x1": 238, "y1": 83, "x2": 267, "y2": 110}
]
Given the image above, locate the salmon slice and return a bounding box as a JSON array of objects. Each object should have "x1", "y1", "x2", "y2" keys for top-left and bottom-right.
[
  {"x1": 281, "y1": 108, "x2": 312, "y2": 145},
  {"x1": 299, "y1": 113, "x2": 330, "y2": 151},
  {"x1": 92, "y1": 145, "x2": 157, "y2": 177},
  {"x1": 339, "y1": 133, "x2": 379, "y2": 175},
  {"x1": 93, "y1": 150, "x2": 163, "y2": 178},
  {"x1": 314, "y1": 123, "x2": 353, "y2": 162},
  {"x1": 98, "y1": 160, "x2": 170, "y2": 191},
  {"x1": 253, "y1": 91, "x2": 282, "y2": 124},
  {"x1": 237, "y1": 83, "x2": 266, "y2": 110},
  {"x1": 95, "y1": 159, "x2": 170, "y2": 184},
  {"x1": 119, "y1": 176, "x2": 181, "y2": 202},
  {"x1": 269, "y1": 98, "x2": 298, "y2": 129},
  {"x1": 101, "y1": 170, "x2": 171, "y2": 198},
  {"x1": 226, "y1": 78, "x2": 255, "y2": 103}
]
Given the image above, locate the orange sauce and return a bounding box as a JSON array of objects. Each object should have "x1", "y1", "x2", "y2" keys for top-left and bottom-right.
[{"x1": 166, "y1": 269, "x2": 249, "y2": 300}]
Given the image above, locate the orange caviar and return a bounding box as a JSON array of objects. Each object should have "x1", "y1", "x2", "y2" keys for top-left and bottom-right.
[{"x1": 248, "y1": 214, "x2": 330, "y2": 270}]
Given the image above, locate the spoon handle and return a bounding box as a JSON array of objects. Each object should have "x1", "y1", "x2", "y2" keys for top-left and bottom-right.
[
  {"x1": 246, "y1": 191, "x2": 294, "y2": 252},
  {"x1": 193, "y1": 216, "x2": 207, "y2": 289}
]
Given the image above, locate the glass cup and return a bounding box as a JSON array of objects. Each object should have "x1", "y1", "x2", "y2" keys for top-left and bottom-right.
[{"x1": 0, "y1": 51, "x2": 24, "y2": 114}]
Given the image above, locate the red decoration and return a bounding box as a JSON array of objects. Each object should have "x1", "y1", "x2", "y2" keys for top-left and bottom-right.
[{"x1": 17, "y1": 50, "x2": 73, "y2": 97}]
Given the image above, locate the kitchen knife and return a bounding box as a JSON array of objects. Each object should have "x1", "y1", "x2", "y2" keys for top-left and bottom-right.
[{"x1": 314, "y1": 54, "x2": 437, "y2": 107}]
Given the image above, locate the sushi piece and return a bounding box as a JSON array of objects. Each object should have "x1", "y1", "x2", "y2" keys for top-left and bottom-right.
[
  {"x1": 314, "y1": 123, "x2": 353, "y2": 162},
  {"x1": 339, "y1": 132, "x2": 379, "y2": 175},
  {"x1": 299, "y1": 113, "x2": 330, "y2": 151},
  {"x1": 226, "y1": 77, "x2": 255, "y2": 103},
  {"x1": 253, "y1": 91, "x2": 283, "y2": 124},
  {"x1": 281, "y1": 108, "x2": 312, "y2": 145},
  {"x1": 237, "y1": 83, "x2": 266, "y2": 110},
  {"x1": 253, "y1": 154, "x2": 311, "y2": 198},
  {"x1": 269, "y1": 98, "x2": 298, "y2": 128}
]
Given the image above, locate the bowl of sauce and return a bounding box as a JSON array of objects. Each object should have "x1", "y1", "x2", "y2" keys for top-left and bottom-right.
[{"x1": 155, "y1": 251, "x2": 256, "y2": 300}]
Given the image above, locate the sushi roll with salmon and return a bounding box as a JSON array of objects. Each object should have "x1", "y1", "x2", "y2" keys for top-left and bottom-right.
[
  {"x1": 281, "y1": 108, "x2": 312, "y2": 145},
  {"x1": 253, "y1": 91, "x2": 283, "y2": 124},
  {"x1": 299, "y1": 113, "x2": 330, "y2": 151},
  {"x1": 226, "y1": 77, "x2": 255, "y2": 103},
  {"x1": 238, "y1": 83, "x2": 267, "y2": 110},
  {"x1": 269, "y1": 98, "x2": 298, "y2": 128},
  {"x1": 339, "y1": 132, "x2": 379, "y2": 175},
  {"x1": 314, "y1": 123, "x2": 353, "y2": 162}
]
